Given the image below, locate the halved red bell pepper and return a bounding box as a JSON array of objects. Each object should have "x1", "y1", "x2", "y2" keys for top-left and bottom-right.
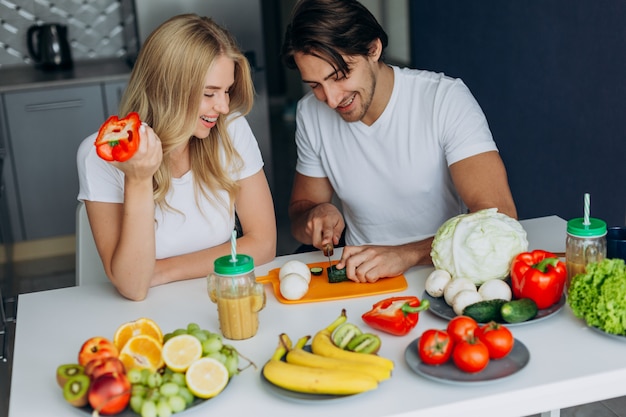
[
  {"x1": 361, "y1": 296, "x2": 430, "y2": 336},
  {"x1": 94, "y1": 112, "x2": 141, "y2": 162},
  {"x1": 510, "y1": 249, "x2": 567, "y2": 309}
]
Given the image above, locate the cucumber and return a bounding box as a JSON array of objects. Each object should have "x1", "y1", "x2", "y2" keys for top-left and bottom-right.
[
  {"x1": 327, "y1": 265, "x2": 349, "y2": 283},
  {"x1": 462, "y1": 299, "x2": 506, "y2": 323},
  {"x1": 501, "y1": 298, "x2": 539, "y2": 323},
  {"x1": 310, "y1": 267, "x2": 323, "y2": 276}
]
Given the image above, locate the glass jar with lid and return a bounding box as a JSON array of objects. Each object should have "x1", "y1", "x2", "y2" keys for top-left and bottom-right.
[{"x1": 565, "y1": 217, "x2": 607, "y2": 288}]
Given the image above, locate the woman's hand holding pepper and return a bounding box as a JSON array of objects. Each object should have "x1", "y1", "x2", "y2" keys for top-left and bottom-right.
[{"x1": 112, "y1": 124, "x2": 162, "y2": 181}]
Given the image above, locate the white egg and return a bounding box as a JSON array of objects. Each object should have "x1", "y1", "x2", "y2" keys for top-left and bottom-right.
[
  {"x1": 279, "y1": 260, "x2": 311, "y2": 284},
  {"x1": 279, "y1": 273, "x2": 309, "y2": 300}
]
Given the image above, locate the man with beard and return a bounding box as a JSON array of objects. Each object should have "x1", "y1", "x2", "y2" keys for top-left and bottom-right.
[{"x1": 281, "y1": 0, "x2": 517, "y2": 283}]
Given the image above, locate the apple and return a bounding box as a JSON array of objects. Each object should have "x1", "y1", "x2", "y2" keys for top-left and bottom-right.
[
  {"x1": 78, "y1": 337, "x2": 119, "y2": 366},
  {"x1": 85, "y1": 357, "x2": 126, "y2": 380},
  {"x1": 88, "y1": 372, "x2": 131, "y2": 415}
]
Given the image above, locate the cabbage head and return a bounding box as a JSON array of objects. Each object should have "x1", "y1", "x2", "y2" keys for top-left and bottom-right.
[{"x1": 430, "y1": 208, "x2": 529, "y2": 285}]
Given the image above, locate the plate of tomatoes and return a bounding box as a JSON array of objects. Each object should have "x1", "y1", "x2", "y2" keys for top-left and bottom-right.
[{"x1": 404, "y1": 317, "x2": 530, "y2": 385}]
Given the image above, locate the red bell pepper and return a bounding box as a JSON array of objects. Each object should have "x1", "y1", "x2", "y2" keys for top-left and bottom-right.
[
  {"x1": 510, "y1": 249, "x2": 567, "y2": 309},
  {"x1": 94, "y1": 112, "x2": 141, "y2": 162},
  {"x1": 361, "y1": 296, "x2": 430, "y2": 336}
]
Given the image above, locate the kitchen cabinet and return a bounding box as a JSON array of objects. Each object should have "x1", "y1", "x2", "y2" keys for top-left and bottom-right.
[{"x1": 2, "y1": 80, "x2": 126, "y2": 241}]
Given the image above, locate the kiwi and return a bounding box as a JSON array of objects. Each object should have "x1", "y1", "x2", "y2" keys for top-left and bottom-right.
[
  {"x1": 63, "y1": 374, "x2": 90, "y2": 407},
  {"x1": 346, "y1": 333, "x2": 381, "y2": 354},
  {"x1": 56, "y1": 364, "x2": 85, "y2": 388}
]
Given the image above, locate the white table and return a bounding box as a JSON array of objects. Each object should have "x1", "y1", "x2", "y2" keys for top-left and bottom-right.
[{"x1": 9, "y1": 216, "x2": 626, "y2": 417}]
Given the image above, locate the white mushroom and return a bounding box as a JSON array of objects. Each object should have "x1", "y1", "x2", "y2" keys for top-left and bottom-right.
[
  {"x1": 478, "y1": 279, "x2": 512, "y2": 301},
  {"x1": 443, "y1": 277, "x2": 477, "y2": 306},
  {"x1": 425, "y1": 269, "x2": 452, "y2": 297},
  {"x1": 452, "y1": 289, "x2": 484, "y2": 316}
]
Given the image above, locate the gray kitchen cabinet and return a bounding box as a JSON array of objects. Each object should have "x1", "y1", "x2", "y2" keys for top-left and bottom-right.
[
  {"x1": 103, "y1": 80, "x2": 127, "y2": 116},
  {"x1": 3, "y1": 84, "x2": 107, "y2": 241}
]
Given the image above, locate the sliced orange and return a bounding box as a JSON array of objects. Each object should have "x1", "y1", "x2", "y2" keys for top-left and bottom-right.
[
  {"x1": 161, "y1": 334, "x2": 202, "y2": 373},
  {"x1": 113, "y1": 317, "x2": 163, "y2": 351},
  {"x1": 185, "y1": 357, "x2": 229, "y2": 399},
  {"x1": 118, "y1": 334, "x2": 164, "y2": 372}
]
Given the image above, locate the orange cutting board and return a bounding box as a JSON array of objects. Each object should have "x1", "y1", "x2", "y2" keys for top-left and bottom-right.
[{"x1": 256, "y1": 261, "x2": 408, "y2": 304}]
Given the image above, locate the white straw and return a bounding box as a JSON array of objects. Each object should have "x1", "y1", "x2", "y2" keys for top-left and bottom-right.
[
  {"x1": 583, "y1": 193, "x2": 590, "y2": 226},
  {"x1": 230, "y1": 229, "x2": 237, "y2": 262}
]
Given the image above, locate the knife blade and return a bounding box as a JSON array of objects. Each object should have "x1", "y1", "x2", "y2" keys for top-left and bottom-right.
[{"x1": 323, "y1": 243, "x2": 334, "y2": 269}]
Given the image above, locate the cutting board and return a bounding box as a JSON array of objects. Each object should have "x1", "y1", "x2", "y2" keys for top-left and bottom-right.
[{"x1": 256, "y1": 261, "x2": 408, "y2": 304}]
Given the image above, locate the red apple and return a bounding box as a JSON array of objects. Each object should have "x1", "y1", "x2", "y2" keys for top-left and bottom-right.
[
  {"x1": 85, "y1": 357, "x2": 126, "y2": 380},
  {"x1": 78, "y1": 337, "x2": 119, "y2": 366},
  {"x1": 88, "y1": 372, "x2": 131, "y2": 415}
]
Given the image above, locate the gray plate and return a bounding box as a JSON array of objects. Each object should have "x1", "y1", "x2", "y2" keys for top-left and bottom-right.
[
  {"x1": 423, "y1": 291, "x2": 566, "y2": 325},
  {"x1": 589, "y1": 325, "x2": 626, "y2": 341},
  {"x1": 405, "y1": 337, "x2": 530, "y2": 385}
]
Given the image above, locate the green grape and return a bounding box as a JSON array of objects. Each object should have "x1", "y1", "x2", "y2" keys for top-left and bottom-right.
[
  {"x1": 144, "y1": 387, "x2": 161, "y2": 402},
  {"x1": 159, "y1": 382, "x2": 179, "y2": 397},
  {"x1": 162, "y1": 332, "x2": 174, "y2": 343},
  {"x1": 201, "y1": 329, "x2": 213, "y2": 339},
  {"x1": 156, "y1": 398, "x2": 172, "y2": 417},
  {"x1": 168, "y1": 395, "x2": 186, "y2": 413},
  {"x1": 206, "y1": 351, "x2": 227, "y2": 364},
  {"x1": 131, "y1": 384, "x2": 148, "y2": 397},
  {"x1": 127, "y1": 368, "x2": 143, "y2": 384},
  {"x1": 172, "y1": 328, "x2": 187, "y2": 336},
  {"x1": 140, "y1": 369, "x2": 152, "y2": 385},
  {"x1": 169, "y1": 372, "x2": 186, "y2": 387},
  {"x1": 130, "y1": 395, "x2": 144, "y2": 414},
  {"x1": 186, "y1": 323, "x2": 201, "y2": 333},
  {"x1": 224, "y1": 354, "x2": 239, "y2": 377},
  {"x1": 190, "y1": 330, "x2": 208, "y2": 342},
  {"x1": 141, "y1": 400, "x2": 157, "y2": 417},
  {"x1": 202, "y1": 335, "x2": 224, "y2": 356},
  {"x1": 177, "y1": 387, "x2": 195, "y2": 406},
  {"x1": 147, "y1": 371, "x2": 163, "y2": 388}
]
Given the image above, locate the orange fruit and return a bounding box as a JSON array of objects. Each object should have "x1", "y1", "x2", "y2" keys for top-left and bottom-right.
[
  {"x1": 161, "y1": 334, "x2": 202, "y2": 373},
  {"x1": 113, "y1": 317, "x2": 163, "y2": 351},
  {"x1": 118, "y1": 334, "x2": 164, "y2": 372},
  {"x1": 185, "y1": 357, "x2": 229, "y2": 399}
]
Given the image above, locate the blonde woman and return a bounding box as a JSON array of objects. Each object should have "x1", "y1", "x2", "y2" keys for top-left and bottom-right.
[{"x1": 77, "y1": 14, "x2": 276, "y2": 300}]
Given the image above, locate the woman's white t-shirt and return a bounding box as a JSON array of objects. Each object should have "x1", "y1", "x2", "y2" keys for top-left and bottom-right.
[
  {"x1": 77, "y1": 116, "x2": 264, "y2": 259},
  {"x1": 295, "y1": 66, "x2": 498, "y2": 246}
]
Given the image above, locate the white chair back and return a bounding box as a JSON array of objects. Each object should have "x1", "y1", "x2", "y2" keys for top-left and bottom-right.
[{"x1": 75, "y1": 202, "x2": 109, "y2": 285}]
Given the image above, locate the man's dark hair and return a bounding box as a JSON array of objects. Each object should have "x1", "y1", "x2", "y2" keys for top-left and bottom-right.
[{"x1": 281, "y1": 0, "x2": 388, "y2": 76}]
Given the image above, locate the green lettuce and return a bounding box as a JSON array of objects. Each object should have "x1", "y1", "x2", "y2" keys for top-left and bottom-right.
[{"x1": 568, "y1": 258, "x2": 626, "y2": 335}]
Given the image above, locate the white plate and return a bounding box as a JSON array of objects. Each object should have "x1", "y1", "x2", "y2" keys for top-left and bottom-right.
[
  {"x1": 422, "y1": 291, "x2": 566, "y2": 325},
  {"x1": 404, "y1": 337, "x2": 530, "y2": 385}
]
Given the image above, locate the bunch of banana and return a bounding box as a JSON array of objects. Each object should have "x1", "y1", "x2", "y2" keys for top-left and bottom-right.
[{"x1": 262, "y1": 310, "x2": 395, "y2": 395}]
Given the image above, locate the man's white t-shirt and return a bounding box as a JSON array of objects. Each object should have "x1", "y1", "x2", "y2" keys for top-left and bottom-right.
[
  {"x1": 77, "y1": 116, "x2": 264, "y2": 260},
  {"x1": 295, "y1": 66, "x2": 498, "y2": 246}
]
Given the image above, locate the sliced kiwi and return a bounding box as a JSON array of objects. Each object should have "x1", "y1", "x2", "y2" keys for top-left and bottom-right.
[
  {"x1": 346, "y1": 333, "x2": 381, "y2": 354},
  {"x1": 63, "y1": 374, "x2": 90, "y2": 407},
  {"x1": 331, "y1": 322, "x2": 363, "y2": 349},
  {"x1": 56, "y1": 364, "x2": 85, "y2": 388}
]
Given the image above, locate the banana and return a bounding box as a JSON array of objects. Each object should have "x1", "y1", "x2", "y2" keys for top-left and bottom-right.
[
  {"x1": 311, "y1": 309, "x2": 395, "y2": 371},
  {"x1": 262, "y1": 335, "x2": 378, "y2": 395}
]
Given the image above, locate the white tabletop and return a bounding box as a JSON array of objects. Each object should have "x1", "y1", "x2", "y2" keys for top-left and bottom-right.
[{"x1": 9, "y1": 216, "x2": 626, "y2": 417}]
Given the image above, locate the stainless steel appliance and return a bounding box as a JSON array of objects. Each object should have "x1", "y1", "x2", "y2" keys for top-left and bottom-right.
[
  {"x1": 131, "y1": 0, "x2": 274, "y2": 189},
  {"x1": 26, "y1": 23, "x2": 73, "y2": 70}
]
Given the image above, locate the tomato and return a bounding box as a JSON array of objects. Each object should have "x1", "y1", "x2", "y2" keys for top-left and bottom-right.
[
  {"x1": 452, "y1": 337, "x2": 490, "y2": 373},
  {"x1": 446, "y1": 315, "x2": 478, "y2": 344},
  {"x1": 88, "y1": 372, "x2": 131, "y2": 415},
  {"x1": 78, "y1": 337, "x2": 119, "y2": 366},
  {"x1": 475, "y1": 321, "x2": 515, "y2": 359},
  {"x1": 418, "y1": 329, "x2": 453, "y2": 365},
  {"x1": 85, "y1": 357, "x2": 126, "y2": 380}
]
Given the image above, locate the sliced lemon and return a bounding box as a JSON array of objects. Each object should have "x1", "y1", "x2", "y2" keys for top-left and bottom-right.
[
  {"x1": 113, "y1": 317, "x2": 163, "y2": 351},
  {"x1": 162, "y1": 334, "x2": 203, "y2": 373},
  {"x1": 185, "y1": 357, "x2": 229, "y2": 399},
  {"x1": 118, "y1": 334, "x2": 164, "y2": 373}
]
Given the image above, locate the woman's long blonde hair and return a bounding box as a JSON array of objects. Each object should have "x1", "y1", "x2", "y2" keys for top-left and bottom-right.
[{"x1": 119, "y1": 14, "x2": 254, "y2": 214}]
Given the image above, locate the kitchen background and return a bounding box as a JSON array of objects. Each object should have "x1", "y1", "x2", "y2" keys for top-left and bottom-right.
[{"x1": 0, "y1": 1, "x2": 625, "y2": 416}]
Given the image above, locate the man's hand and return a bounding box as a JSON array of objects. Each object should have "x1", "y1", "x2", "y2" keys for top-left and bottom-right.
[{"x1": 304, "y1": 203, "x2": 345, "y2": 250}]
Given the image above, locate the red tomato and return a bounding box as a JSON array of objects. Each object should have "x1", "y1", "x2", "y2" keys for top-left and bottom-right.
[
  {"x1": 88, "y1": 372, "x2": 131, "y2": 415},
  {"x1": 446, "y1": 315, "x2": 478, "y2": 344},
  {"x1": 475, "y1": 321, "x2": 515, "y2": 359},
  {"x1": 78, "y1": 337, "x2": 119, "y2": 367},
  {"x1": 418, "y1": 329, "x2": 454, "y2": 366},
  {"x1": 452, "y1": 337, "x2": 490, "y2": 373}
]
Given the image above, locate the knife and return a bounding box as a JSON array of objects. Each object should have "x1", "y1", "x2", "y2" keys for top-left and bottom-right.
[{"x1": 323, "y1": 243, "x2": 334, "y2": 269}]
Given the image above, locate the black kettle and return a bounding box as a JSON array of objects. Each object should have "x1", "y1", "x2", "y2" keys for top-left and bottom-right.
[{"x1": 27, "y1": 23, "x2": 73, "y2": 70}]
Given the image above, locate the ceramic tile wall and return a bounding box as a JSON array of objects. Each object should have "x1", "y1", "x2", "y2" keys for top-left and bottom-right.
[{"x1": 0, "y1": 0, "x2": 136, "y2": 68}]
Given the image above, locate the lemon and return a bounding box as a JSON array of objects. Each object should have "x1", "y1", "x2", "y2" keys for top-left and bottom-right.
[
  {"x1": 185, "y1": 357, "x2": 229, "y2": 399},
  {"x1": 162, "y1": 334, "x2": 202, "y2": 372}
]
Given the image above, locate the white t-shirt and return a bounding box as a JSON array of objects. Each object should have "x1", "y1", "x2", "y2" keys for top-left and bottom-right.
[
  {"x1": 77, "y1": 115, "x2": 264, "y2": 259},
  {"x1": 295, "y1": 66, "x2": 498, "y2": 246}
]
